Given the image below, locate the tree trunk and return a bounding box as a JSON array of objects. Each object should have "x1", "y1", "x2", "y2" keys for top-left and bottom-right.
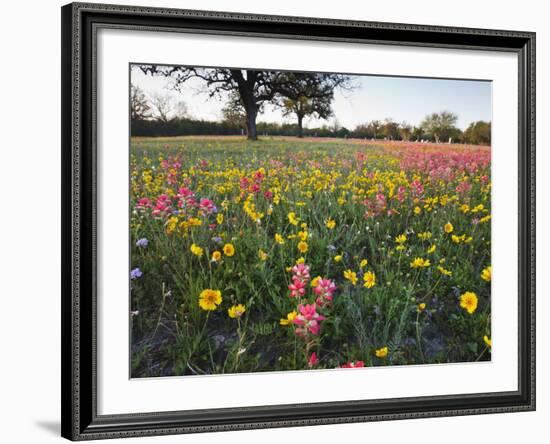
[
  {"x1": 231, "y1": 69, "x2": 260, "y2": 141},
  {"x1": 245, "y1": 108, "x2": 258, "y2": 140},
  {"x1": 297, "y1": 114, "x2": 304, "y2": 138}
]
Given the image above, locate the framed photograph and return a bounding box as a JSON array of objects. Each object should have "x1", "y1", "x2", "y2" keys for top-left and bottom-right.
[{"x1": 61, "y1": 2, "x2": 536, "y2": 440}]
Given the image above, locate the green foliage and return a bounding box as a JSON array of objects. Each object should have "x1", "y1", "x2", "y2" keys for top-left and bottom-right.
[
  {"x1": 420, "y1": 111, "x2": 460, "y2": 143},
  {"x1": 463, "y1": 121, "x2": 491, "y2": 145}
]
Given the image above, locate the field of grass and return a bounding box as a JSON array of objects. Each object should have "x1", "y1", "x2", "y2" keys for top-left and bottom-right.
[{"x1": 130, "y1": 136, "x2": 492, "y2": 377}]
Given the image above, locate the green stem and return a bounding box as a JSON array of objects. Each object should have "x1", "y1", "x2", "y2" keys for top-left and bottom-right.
[{"x1": 415, "y1": 310, "x2": 425, "y2": 362}]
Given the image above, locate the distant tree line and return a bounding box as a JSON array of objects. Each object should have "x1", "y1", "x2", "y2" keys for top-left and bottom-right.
[
  {"x1": 132, "y1": 118, "x2": 352, "y2": 138},
  {"x1": 131, "y1": 83, "x2": 491, "y2": 145}
]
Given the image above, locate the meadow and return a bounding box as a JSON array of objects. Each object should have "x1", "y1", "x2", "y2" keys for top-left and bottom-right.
[{"x1": 129, "y1": 136, "x2": 492, "y2": 377}]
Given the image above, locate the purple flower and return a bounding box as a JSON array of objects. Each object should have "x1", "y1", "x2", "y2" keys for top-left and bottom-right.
[
  {"x1": 212, "y1": 236, "x2": 223, "y2": 244},
  {"x1": 136, "y1": 238, "x2": 149, "y2": 248},
  {"x1": 130, "y1": 268, "x2": 143, "y2": 280}
]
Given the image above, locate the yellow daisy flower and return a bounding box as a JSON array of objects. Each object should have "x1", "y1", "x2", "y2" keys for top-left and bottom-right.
[
  {"x1": 228, "y1": 304, "x2": 246, "y2": 319},
  {"x1": 375, "y1": 347, "x2": 388, "y2": 358},
  {"x1": 223, "y1": 243, "x2": 235, "y2": 257},
  {"x1": 199, "y1": 289, "x2": 222, "y2": 311},
  {"x1": 459, "y1": 291, "x2": 478, "y2": 314}
]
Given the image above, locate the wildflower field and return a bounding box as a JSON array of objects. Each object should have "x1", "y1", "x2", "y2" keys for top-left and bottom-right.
[{"x1": 130, "y1": 136, "x2": 492, "y2": 377}]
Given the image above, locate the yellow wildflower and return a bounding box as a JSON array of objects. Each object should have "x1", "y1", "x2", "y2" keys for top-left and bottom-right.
[
  {"x1": 410, "y1": 257, "x2": 431, "y2": 268},
  {"x1": 275, "y1": 233, "x2": 285, "y2": 245},
  {"x1": 198, "y1": 289, "x2": 222, "y2": 311},
  {"x1": 325, "y1": 218, "x2": 336, "y2": 229},
  {"x1": 258, "y1": 249, "x2": 268, "y2": 261},
  {"x1": 166, "y1": 216, "x2": 179, "y2": 235},
  {"x1": 280, "y1": 310, "x2": 298, "y2": 326},
  {"x1": 223, "y1": 243, "x2": 235, "y2": 257},
  {"x1": 479, "y1": 215, "x2": 491, "y2": 224},
  {"x1": 297, "y1": 241, "x2": 308, "y2": 253},
  {"x1": 211, "y1": 251, "x2": 222, "y2": 262},
  {"x1": 360, "y1": 259, "x2": 368, "y2": 268},
  {"x1": 187, "y1": 217, "x2": 202, "y2": 227},
  {"x1": 343, "y1": 269, "x2": 358, "y2": 285},
  {"x1": 216, "y1": 213, "x2": 224, "y2": 224},
  {"x1": 483, "y1": 335, "x2": 492, "y2": 348},
  {"x1": 375, "y1": 347, "x2": 388, "y2": 358},
  {"x1": 228, "y1": 304, "x2": 246, "y2": 319},
  {"x1": 288, "y1": 212, "x2": 299, "y2": 226},
  {"x1": 417, "y1": 231, "x2": 432, "y2": 241},
  {"x1": 427, "y1": 244, "x2": 436, "y2": 254},
  {"x1": 444, "y1": 222, "x2": 454, "y2": 233},
  {"x1": 190, "y1": 243, "x2": 204, "y2": 257},
  {"x1": 311, "y1": 276, "x2": 322, "y2": 287},
  {"x1": 459, "y1": 291, "x2": 478, "y2": 314},
  {"x1": 395, "y1": 234, "x2": 407, "y2": 244},
  {"x1": 471, "y1": 203, "x2": 485, "y2": 213},
  {"x1": 363, "y1": 270, "x2": 376, "y2": 288},
  {"x1": 481, "y1": 266, "x2": 492, "y2": 282}
]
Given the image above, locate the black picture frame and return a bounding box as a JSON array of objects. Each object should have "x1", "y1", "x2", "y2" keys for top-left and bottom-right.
[{"x1": 61, "y1": 2, "x2": 536, "y2": 440}]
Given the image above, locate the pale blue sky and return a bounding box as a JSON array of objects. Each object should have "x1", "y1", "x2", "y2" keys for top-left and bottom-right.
[
  {"x1": 131, "y1": 67, "x2": 491, "y2": 130},
  {"x1": 334, "y1": 76, "x2": 491, "y2": 130}
]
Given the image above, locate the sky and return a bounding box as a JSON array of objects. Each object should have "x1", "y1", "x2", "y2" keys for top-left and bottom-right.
[{"x1": 131, "y1": 66, "x2": 492, "y2": 131}]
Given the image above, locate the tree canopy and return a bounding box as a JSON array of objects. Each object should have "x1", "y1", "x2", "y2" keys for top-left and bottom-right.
[
  {"x1": 275, "y1": 72, "x2": 349, "y2": 138},
  {"x1": 139, "y1": 65, "x2": 349, "y2": 140},
  {"x1": 463, "y1": 121, "x2": 491, "y2": 145},
  {"x1": 420, "y1": 111, "x2": 459, "y2": 143}
]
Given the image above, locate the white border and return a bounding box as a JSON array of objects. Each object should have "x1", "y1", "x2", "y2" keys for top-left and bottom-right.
[{"x1": 97, "y1": 28, "x2": 518, "y2": 415}]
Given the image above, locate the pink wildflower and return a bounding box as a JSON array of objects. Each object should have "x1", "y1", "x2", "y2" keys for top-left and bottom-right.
[
  {"x1": 410, "y1": 179, "x2": 424, "y2": 196},
  {"x1": 151, "y1": 194, "x2": 172, "y2": 218},
  {"x1": 456, "y1": 180, "x2": 472, "y2": 195},
  {"x1": 177, "y1": 187, "x2": 197, "y2": 208},
  {"x1": 340, "y1": 361, "x2": 365, "y2": 368},
  {"x1": 198, "y1": 198, "x2": 216, "y2": 215},
  {"x1": 375, "y1": 193, "x2": 387, "y2": 208},
  {"x1": 135, "y1": 197, "x2": 151, "y2": 210},
  {"x1": 293, "y1": 303, "x2": 325, "y2": 336},
  {"x1": 288, "y1": 277, "x2": 307, "y2": 298},
  {"x1": 239, "y1": 177, "x2": 251, "y2": 191},
  {"x1": 291, "y1": 263, "x2": 311, "y2": 283},
  {"x1": 177, "y1": 187, "x2": 194, "y2": 199},
  {"x1": 313, "y1": 278, "x2": 336, "y2": 307},
  {"x1": 396, "y1": 186, "x2": 406, "y2": 203},
  {"x1": 308, "y1": 352, "x2": 319, "y2": 368}
]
